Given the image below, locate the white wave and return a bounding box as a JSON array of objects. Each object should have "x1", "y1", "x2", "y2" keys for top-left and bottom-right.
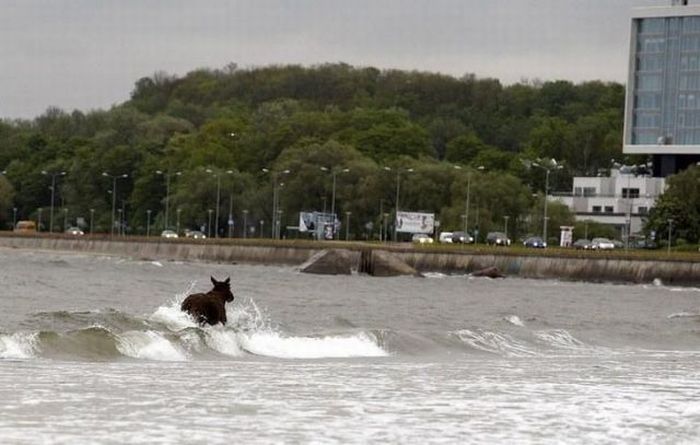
[
  {"x1": 653, "y1": 278, "x2": 663, "y2": 287},
  {"x1": 534, "y1": 329, "x2": 587, "y2": 350},
  {"x1": 423, "y1": 272, "x2": 447, "y2": 279},
  {"x1": 116, "y1": 331, "x2": 187, "y2": 361},
  {"x1": 148, "y1": 282, "x2": 199, "y2": 331},
  {"x1": 0, "y1": 333, "x2": 38, "y2": 359},
  {"x1": 454, "y1": 329, "x2": 537, "y2": 357},
  {"x1": 203, "y1": 326, "x2": 244, "y2": 357},
  {"x1": 150, "y1": 261, "x2": 164, "y2": 267},
  {"x1": 504, "y1": 315, "x2": 525, "y2": 327},
  {"x1": 239, "y1": 331, "x2": 388, "y2": 359},
  {"x1": 668, "y1": 311, "x2": 700, "y2": 319}
]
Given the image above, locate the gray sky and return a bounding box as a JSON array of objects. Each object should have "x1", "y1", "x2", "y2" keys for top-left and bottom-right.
[{"x1": 0, "y1": 0, "x2": 663, "y2": 119}]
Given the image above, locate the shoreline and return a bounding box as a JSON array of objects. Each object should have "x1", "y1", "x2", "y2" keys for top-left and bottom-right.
[{"x1": 2, "y1": 233, "x2": 699, "y2": 286}]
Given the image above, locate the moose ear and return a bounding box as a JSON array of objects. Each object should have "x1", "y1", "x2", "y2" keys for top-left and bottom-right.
[
  {"x1": 224, "y1": 277, "x2": 231, "y2": 284},
  {"x1": 211, "y1": 276, "x2": 217, "y2": 285}
]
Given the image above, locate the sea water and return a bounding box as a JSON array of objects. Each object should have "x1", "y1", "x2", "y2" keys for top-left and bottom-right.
[{"x1": 1, "y1": 249, "x2": 699, "y2": 444}]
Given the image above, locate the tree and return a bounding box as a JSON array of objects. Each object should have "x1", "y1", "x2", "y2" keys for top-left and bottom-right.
[{"x1": 645, "y1": 166, "x2": 700, "y2": 243}]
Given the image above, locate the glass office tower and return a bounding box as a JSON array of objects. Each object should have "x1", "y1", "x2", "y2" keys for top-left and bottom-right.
[{"x1": 624, "y1": 4, "x2": 700, "y2": 176}]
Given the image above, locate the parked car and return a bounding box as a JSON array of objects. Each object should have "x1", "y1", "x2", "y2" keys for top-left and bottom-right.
[
  {"x1": 411, "y1": 233, "x2": 434, "y2": 244},
  {"x1": 632, "y1": 238, "x2": 657, "y2": 249},
  {"x1": 451, "y1": 231, "x2": 474, "y2": 244},
  {"x1": 573, "y1": 239, "x2": 593, "y2": 250},
  {"x1": 486, "y1": 231, "x2": 511, "y2": 246},
  {"x1": 591, "y1": 237, "x2": 615, "y2": 250},
  {"x1": 185, "y1": 230, "x2": 207, "y2": 239},
  {"x1": 523, "y1": 236, "x2": 546, "y2": 248},
  {"x1": 160, "y1": 230, "x2": 179, "y2": 239},
  {"x1": 65, "y1": 227, "x2": 84, "y2": 236},
  {"x1": 13, "y1": 220, "x2": 37, "y2": 233},
  {"x1": 438, "y1": 232, "x2": 454, "y2": 243}
]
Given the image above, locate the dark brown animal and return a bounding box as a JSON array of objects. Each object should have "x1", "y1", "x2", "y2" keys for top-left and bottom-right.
[{"x1": 181, "y1": 276, "x2": 235, "y2": 325}]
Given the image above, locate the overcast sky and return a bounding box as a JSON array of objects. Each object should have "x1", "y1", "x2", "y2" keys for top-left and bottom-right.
[{"x1": 0, "y1": 0, "x2": 666, "y2": 119}]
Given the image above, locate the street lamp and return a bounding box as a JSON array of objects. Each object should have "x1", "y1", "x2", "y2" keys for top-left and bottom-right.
[
  {"x1": 176, "y1": 208, "x2": 182, "y2": 235},
  {"x1": 146, "y1": 209, "x2": 152, "y2": 237},
  {"x1": 667, "y1": 218, "x2": 674, "y2": 255},
  {"x1": 155, "y1": 170, "x2": 181, "y2": 231},
  {"x1": 41, "y1": 170, "x2": 66, "y2": 233},
  {"x1": 207, "y1": 209, "x2": 213, "y2": 238},
  {"x1": 504, "y1": 215, "x2": 510, "y2": 240},
  {"x1": 242, "y1": 210, "x2": 249, "y2": 239},
  {"x1": 13, "y1": 207, "x2": 18, "y2": 228},
  {"x1": 262, "y1": 168, "x2": 291, "y2": 239},
  {"x1": 531, "y1": 159, "x2": 563, "y2": 244},
  {"x1": 102, "y1": 172, "x2": 128, "y2": 236},
  {"x1": 63, "y1": 207, "x2": 68, "y2": 231},
  {"x1": 90, "y1": 209, "x2": 95, "y2": 234},
  {"x1": 345, "y1": 211, "x2": 352, "y2": 240},
  {"x1": 463, "y1": 165, "x2": 485, "y2": 243},
  {"x1": 384, "y1": 166, "x2": 414, "y2": 242},
  {"x1": 37, "y1": 208, "x2": 43, "y2": 232},
  {"x1": 320, "y1": 166, "x2": 350, "y2": 239}
]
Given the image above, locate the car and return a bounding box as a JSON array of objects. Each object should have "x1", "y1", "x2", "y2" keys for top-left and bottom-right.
[
  {"x1": 65, "y1": 227, "x2": 84, "y2": 236},
  {"x1": 632, "y1": 238, "x2": 657, "y2": 249},
  {"x1": 451, "y1": 231, "x2": 474, "y2": 244},
  {"x1": 438, "y1": 232, "x2": 454, "y2": 243},
  {"x1": 573, "y1": 238, "x2": 593, "y2": 249},
  {"x1": 523, "y1": 236, "x2": 546, "y2": 248},
  {"x1": 591, "y1": 237, "x2": 615, "y2": 250},
  {"x1": 486, "y1": 231, "x2": 511, "y2": 246},
  {"x1": 185, "y1": 230, "x2": 207, "y2": 239},
  {"x1": 160, "y1": 230, "x2": 179, "y2": 239},
  {"x1": 411, "y1": 233, "x2": 434, "y2": 244}
]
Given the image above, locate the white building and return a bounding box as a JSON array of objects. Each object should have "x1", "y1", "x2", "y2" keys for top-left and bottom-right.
[{"x1": 555, "y1": 169, "x2": 666, "y2": 235}]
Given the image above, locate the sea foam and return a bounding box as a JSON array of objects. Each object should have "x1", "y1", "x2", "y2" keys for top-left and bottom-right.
[{"x1": 0, "y1": 333, "x2": 38, "y2": 359}]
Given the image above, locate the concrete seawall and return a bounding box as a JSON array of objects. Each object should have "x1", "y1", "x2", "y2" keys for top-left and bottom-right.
[{"x1": 1, "y1": 235, "x2": 699, "y2": 286}]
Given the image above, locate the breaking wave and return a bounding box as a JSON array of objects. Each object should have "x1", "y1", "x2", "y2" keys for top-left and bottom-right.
[{"x1": 0, "y1": 293, "x2": 389, "y2": 362}]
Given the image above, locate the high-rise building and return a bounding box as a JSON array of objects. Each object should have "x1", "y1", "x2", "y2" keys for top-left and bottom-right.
[{"x1": 624, "y1": 0, "x2": 700, "y2": 176}]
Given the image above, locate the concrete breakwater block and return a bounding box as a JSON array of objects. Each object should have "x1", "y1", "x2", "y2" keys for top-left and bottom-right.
[
  {"x1": 300, "y1": 249, "x2": 357, "y2": 275},
  {"x1": 367, "y1": 250, "x2": 420, "y2": 277}
]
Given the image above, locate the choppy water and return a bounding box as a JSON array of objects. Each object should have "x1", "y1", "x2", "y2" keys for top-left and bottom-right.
[{"x1": 1, "y1": 249, "x2": 700, "y2": 444}]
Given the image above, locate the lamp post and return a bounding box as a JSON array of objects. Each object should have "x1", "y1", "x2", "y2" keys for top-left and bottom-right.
[
  {"x1": 117, "y1": 209, "x2": 123, "y2": 236},
  {"x1": 176, "y1": 208, "x2": 182, "y2": 235},
  {"x1": 262, "y1": 168, "x2": 290, "y2": 239},
  {"x1": 155, "y1": 170, "x2": 181, "y2": 231},
  {"x1": 463, "y1": 165, "x2": 485, "y2": 242},
  {"x1": 243, "y1": 210, "x2": 249, "y2": 239},
  {"x1": 207, "y1": 209, "x2": 213, "y2": 238},
  {"x1": 259, "y1": 220, "x2": 265, "y2": 238},
  {"x1": 504, "y1": 215, "x2": 510, "y2": 240},
  {"x1": 63, "y1": 208, "x2": 68, "y2": 231},
  {"x1": 384, "y1": 166, "x2": 414, "y2": 242},
  {"x1": 102, "y1": 172, "x2": 128, "y2": 236},
  {"x1": 41, "y1": 170, "x2": 66, "y2": 233},
  {"x1": 667, "y1": 218, "x2": 674, "y2": 255},
  {"x1": 90, "y1": 209, "x2": 95, "y2": 234},
  {"x1": 345, "y1": 211, "x2": 352, "y2": 240},
  {"x1": 320, "y1": 166, "x2": 350, "y2": 239},
  {"x1": 146, "y1": 209, "x2": 152, "y2": 237},
  {"x1": 532, "y1": 159, "x2": 562, "y2": 244},
  {"x1": 13, "y1": 207, "x2": 18, "y2": 229},
  {"x1": 37, "y1": 208, "x2": 43, "y2": 232}
]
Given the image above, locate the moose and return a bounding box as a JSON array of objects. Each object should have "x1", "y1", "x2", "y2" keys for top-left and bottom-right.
[{"x1": 181, "y1": 276, "x2": 235, "y2": 326}]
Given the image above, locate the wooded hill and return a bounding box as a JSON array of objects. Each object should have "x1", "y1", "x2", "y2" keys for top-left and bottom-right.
[{"x1": 0, "y1": 63, "x2": 629, "y2": 240}]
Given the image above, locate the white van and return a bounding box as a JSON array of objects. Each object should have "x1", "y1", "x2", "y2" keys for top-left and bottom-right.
[{"x1": 439, "y1": 232, "x2": 454, "y2": 243}]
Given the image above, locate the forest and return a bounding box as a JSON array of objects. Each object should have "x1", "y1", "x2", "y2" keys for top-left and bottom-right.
[{"x1": 0, "y1": 63, "x2": 638, "y2": 242}]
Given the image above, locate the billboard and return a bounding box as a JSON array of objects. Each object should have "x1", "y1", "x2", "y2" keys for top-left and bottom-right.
[
  {"x1": 396, "y1": 211, "x2": 434, "y2": 234},
  {"x1": 299, "y1": 212, "x2": 339, "y2": 239}
]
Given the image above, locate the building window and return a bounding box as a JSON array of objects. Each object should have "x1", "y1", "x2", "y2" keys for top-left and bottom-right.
[
  {"x1": 638, "y1": 206, "x2": 648, "y2": 215},
  {"x1": 574, "y1": 187, "x2": 582, "y2": 196},
  {"x1": 622, "y1": 188, "x2": 640, "y2": 198},
  {"x1": 583, "y1": 187, "x2": 597, "y2": 197},
  {"x1": 605, "y1": 206, "x2": 614, "y2": 213},
  {"x1": 592, "y1": 206, "x2": 602, "y2": 213}
]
